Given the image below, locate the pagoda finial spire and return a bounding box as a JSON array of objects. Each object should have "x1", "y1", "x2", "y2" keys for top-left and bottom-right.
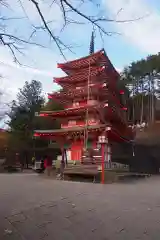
[{"x1": 89, "y1": 29, "x2": 95, "y2": 55}]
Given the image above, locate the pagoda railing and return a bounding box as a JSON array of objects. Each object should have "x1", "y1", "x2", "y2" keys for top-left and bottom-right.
[
  {"x1": 49, "y1": 87, "x2": 122, "y2": 108},
  {"x1": 61, "y1": 119, "x2": 100, "y2": 129},
  {"x1": 66, "y1": 100, "x2": 99, "y2": 109}
]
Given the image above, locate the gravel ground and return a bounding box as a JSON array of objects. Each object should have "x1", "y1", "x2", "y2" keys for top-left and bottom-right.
[{"x1": 0, "y1": 173, "x2": 160, "y2": 239}]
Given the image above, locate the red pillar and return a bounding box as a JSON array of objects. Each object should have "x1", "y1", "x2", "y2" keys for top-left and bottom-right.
[{"x1": 101, "y1": 143, "x2": 105, "y2": 184}]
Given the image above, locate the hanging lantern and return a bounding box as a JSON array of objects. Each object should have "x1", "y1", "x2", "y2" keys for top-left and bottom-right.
[
  {"x1": 104, "y1": 103, "x2": 108, "y2": 107},
  {"x1": 48, "y1": 94, "x2": 52, "y2": 99},
  {"x1": 106, "y1": 126, "x2": 111, "y2": 131},
  {"x1": 102, "y1": 83, "x2": 107, "y2": 87},
  {"x1": 39, "y1": 113, "x2": 48, "y2": 117},
  {"x1": 120, "y1": 90, "x2": 124, "y2": 95},
  {"x1": 34, "y1": 133, "x2": 40, "y2": 137}
]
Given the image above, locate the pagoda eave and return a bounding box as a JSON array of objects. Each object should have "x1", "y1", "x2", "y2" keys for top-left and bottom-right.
[
  {"x1": 54, "y1": 66, "x2": 104, "y2": 84},
  {"x1": 34, "y1": 124, "x2": 133, "y2": 143},
  {"x1": 38, "y1": 104, "x2": 102, "y2": 118},
  {"x1": 57, "y1": 50, "x2": 103, "y2": 72},
  {"x1": 38, "y1": 104, "x2": 125, "y2": 122},
  {"x1": 54, "y1": 66, "x2": 118, "y2": 88},
  {"x1": 49, "y1": 89, "x2": 123, "y2": 108},
  {"x1": 34, "y1": 124, "x2": 107, "y2": 137},
  {"x1": 57, "y1": 49, "x2": 119, "y2": 79}
]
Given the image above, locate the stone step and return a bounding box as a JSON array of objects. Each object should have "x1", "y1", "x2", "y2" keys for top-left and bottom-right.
[{"x1": 64, "y1": 164, "x2": 99, "y2": 176}]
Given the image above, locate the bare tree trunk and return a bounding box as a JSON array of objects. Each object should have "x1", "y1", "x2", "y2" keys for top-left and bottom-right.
[
  {"x1": 136, "y1": 78, "x2": 140, "y2": 122},
  {"x1": 140, "y1": 79, "x2": 144, "y2": 124},
  {"x1": 148, "y1": 75, "x2": 152, "y2": 124},
  {"x1": 132, "y1": 84, "x2": 135, "y2": 124},
  {"x1": 151, "y1": 75, "x2": 155, "y2": 123},
  {"x1": 140, "y1": 94, "x2": 144, "y2": 124}
]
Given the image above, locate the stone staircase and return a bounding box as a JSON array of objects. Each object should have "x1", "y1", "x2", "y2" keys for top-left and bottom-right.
[{"x1": 64, "y1": 164, "x2": 99, "y2": 175}]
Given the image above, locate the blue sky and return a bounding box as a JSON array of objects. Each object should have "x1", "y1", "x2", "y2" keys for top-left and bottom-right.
[{"x1": 0, "y1": 0, "x2": 160, "y2": 108}]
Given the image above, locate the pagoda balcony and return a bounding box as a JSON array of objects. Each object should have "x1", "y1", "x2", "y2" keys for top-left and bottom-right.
[
  {"x1": 61, "y1": 119, "x2": 100, "y2": 129},
  {"x1": 66, "y1": 100, "x2": 99, "y2": 109},
  {"x1": 49, "y1": 87, "x2": 125, "y2": 115},
  {"x1": 37, "y1": 102, "x2": 126, "y2": 127},
  {"x1": 48, "y1": 84, "x2": 117, "y2": 105},
  {"x1": 49, "y1": 83, "x2": 105, "y2": 100},
  {"x1": 54, "y1": 66, "x2": 118, "y2": 90}
]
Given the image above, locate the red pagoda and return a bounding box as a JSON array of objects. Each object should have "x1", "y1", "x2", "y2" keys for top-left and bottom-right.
[{"x1": 34, "y1": 42, "x2": 134, "y2": 181}]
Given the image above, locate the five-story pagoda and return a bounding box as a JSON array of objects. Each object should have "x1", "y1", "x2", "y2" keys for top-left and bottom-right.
[{"x1": 34, "y1": 37, "x2": 134, "y2": 175}]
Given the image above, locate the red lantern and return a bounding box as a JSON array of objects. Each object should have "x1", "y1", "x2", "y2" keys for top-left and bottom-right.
[{"x1": 120, "y1": 90, "x2": 124, "y2": 95}]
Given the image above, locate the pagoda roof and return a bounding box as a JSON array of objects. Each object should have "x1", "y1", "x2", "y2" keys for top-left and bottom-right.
[
  {"x1": 49, "y1": 83, "x2": 108, "y2": 101},
  {"x1": 49, "y1": 87, "x2": 123, "y2": 108},
  {"x1": 38, "y1": 104, "x2": 101, "y2": 118},
  {"x1": 54, "y1": 66, "x2": 118, "y2": 89},
  {"x1": 58, "y1": 50, "x2": 103, "y2": 70},
  {"x1": 55, "y1": 66, "x2": 103, "y2": 84},
  {"x1": 38, "y1": 103, "x2": 126, "y2": 125},
  {"x1": 57, "y1": 49, "x2": 119, "y2": 78},
  {"x1": 34, "y1": 124, "x2": 134, "y2": 143},
  {"x1": 34, "y1": 124, "x2": 107, "y2": 136}
]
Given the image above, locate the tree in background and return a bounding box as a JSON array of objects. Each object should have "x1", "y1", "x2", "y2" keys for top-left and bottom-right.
[
  {"x1": 32, "y1": 98, "x2": 63, "y2": 160},
  {"x1": 121, "y1": 53, "x2": 160, "y2": 124},
  {"x1": 0, "y1": 90, "x2": 5, "y2": 122},
  {"x1": 7, "y1": 79, "x2": 63, "y2": 165},
  {"x1": 8, "y1": 80, "x2": 44, "y2": 162},
  {"x1": 33, "y1": 98, "x2": 63, "y2": 131},
  {"x1": 0, "y1": 85, "x2": 9, "y2": 128}
]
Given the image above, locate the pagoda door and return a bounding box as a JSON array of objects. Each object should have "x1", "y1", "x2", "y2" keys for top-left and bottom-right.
[{"x1": 71, "y1": 141, "x2": 83, "y2": 161}]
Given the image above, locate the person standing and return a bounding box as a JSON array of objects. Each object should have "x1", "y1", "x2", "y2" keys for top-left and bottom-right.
[
  {"x1": 60, "y1": 150, "x2": 65, "y2": 180},
  {"x1": 44, "y1": 156, "x2": 52, "y2": 176},
  {"x1": 31, "y1": 156, "x2": 35, "y2": 167},
  {"x1": 20, "y1": 158, "x2": 24, "y2": 172},
  {"x1": 56, "y1": 159, "x2": 61, "y2": 175}
]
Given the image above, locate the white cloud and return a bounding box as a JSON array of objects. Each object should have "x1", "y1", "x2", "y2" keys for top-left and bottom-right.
[
  {"x1": 0, "y1": 0, "x2": 106, "y2": 106},
  {"x1": 0, "y1": 0, "x2": 65, "y2": 103},
  {"x1": 0, "y1": 46, "x2": 65, "y2": 102},
  {"x1": 104, "y1": 0, "x2": 160, "y2": 54},
  {"x1": 8, "y1": 0, "x2": 63, "y2": 28}
]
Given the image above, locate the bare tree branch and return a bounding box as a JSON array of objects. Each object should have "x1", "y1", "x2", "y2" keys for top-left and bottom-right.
[
  {"x1": 0, "y1": 0, "x2": 148, "y2": 61},
  {"x1": 28, "y1": 0, "x2": 148, "y2": 58},
  {"x1": 0, "y1": 32, "x2": 46, "y2": 63},
  {"x1": 30, "y1": 0, "x2": 73, "y2": 59},
  {"x1": 0, "y1": 0, "x2": 9, "y2": 8},
  {"x1": 60, "y1": 0, "x2": 66, "y2": 24}
]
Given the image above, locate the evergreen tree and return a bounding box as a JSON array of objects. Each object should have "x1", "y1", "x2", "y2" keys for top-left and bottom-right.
[
  {"x1": 8, "y1": 80, "x2": 44, "y2": 151},
  {"x1": 121, "y1": 53, "x2": 160, "y2": 123}
]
